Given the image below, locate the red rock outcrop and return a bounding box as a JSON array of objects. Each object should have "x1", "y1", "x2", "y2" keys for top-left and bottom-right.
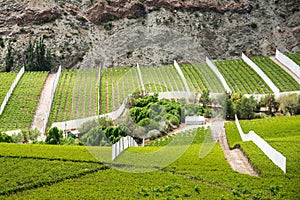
[{"x1": 86, "y1": 0, "x2": 252, "y2": 24}]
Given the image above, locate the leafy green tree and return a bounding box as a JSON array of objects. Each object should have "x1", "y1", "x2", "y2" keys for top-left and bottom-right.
[
  {"x1": 279, "y1": 94, "x2": 300, "y2": 115},
  {"x1": 260, "y1": 94, "x2": 279, "y2": 115},
  {"x1": 199, "y1": 90, "x2": 211, "y2": 108},
  {"x1": 239, "y1": 96, "x2": 256, "y2": 119},
  {"x1": 45, "y1": 127, "x2": 62, "y2": 144},
  {"x1": 5, "y1": 42, "x2": 13, "y2": 72}
]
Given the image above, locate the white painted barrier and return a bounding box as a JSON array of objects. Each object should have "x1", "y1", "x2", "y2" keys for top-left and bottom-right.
[
  {"x1": 42, "y1": 66, "x2": 62, "y2": 134},
  {"x1": 0, "y1": 67, "x2": 25, "y2": 116},
  {"x1": 206, "y1": 57, "x2": 232, "y2": 94},
  {"x1": 275, "y1": 49, "x2": 300, "y2": 79},
  {"x1": 136, "y1": 63, "x2": 146, "y2": 94},
  {"x1": 235, "y1": 115, "x2": 286, "y2": 173},
  {"x1": 174, "y1": 60, "x2": 191, "y2": 93},
  {"x1": 51, "y1": 101, "x2": 126, "y2": 131},
  {"x1": 242, "y1": 53, "x2": 280, "y2": 94},
  {"x1": 112, "y1": 136, "x2": 138, "y2": 160},
  {"x1": 244, "y1": 91, "x2": 300, "y2": 100}
]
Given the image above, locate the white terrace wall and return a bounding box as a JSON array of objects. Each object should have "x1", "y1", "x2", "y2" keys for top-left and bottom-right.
[
  {"x1": 136, "y1": 63, "x2": 146, "y2": 94},
  {"x1": 174, "y1": 60, "x2": 191, "y2": 93},
  {"x1": 205, "y1": 57, "x2": 232, "y2": 94},
  {"x1": 235, "y1": 115, "x2": 286, "y2": 173},
  {"x1": 42, "y1": 66, "x2": 62, "y2": 134},
  {"x1": 112, "y1": 136, "x2": 138, "y2": 160},
  {"x1": 0, "y1": 67, "x2": 25, "y2": 116},
  {"x1": 276, "y1": 49, "x2": 300, "y2": 79},
  {"x1": 244, "y1": 91, "x2": 300, "y2": 101},
  {"x1": 241, "y1": 53, "x2": 280, "y2": 94},
  {"x1": 51, "y1": 102, "x2": 126, "y2": 131}
]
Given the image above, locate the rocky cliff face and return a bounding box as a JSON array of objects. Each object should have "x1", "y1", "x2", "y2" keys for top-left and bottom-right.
[{"x1": 0, "y1": 0, "x2": 299, "y2": 69}]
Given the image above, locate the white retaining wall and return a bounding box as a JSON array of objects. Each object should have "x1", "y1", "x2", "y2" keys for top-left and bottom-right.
[
  {"x1": 275, "y1": 49, "x2": 300, "y2": 79},
  {"x1": 241, "y1": 53, "x2": 280, "y2": 94},
  {"x1": 0, "y1": 67, "x2": 25, "y2": 116},
  {"x1": 136, "y1": 63, "x2": 146, "y2": 94},
  {"x1": 206, "y1": 57, "x2": 232, "y2": 93},
  {"x1": 244, "y1": 91, "x2": 300, "y2": 101},
  {"x1": 42, "y1": 66, "x2": 62, "y2": 134},
  {"x1": 112, "y1": 136, "x2": 138, "y2": 160},
  {"x1": 51, "y1": 102, "x2": 126, "y2": 131},
  {"x1": 174, "y1": 60, "x2": 191, "y2": 93},
  {"x1": 235, "y1": 115, "x2": 286, "y2": 173}
]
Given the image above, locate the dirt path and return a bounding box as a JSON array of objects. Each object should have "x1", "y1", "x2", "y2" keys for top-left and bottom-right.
[
  {"x1": 270, "y1": 56, "x2": 300, "y2": 84},
  {"x1": 219, "y1": 127, "x2": 258, "y2": 176},
  {"x1": 31, "y1": 73, "x2": 56, "y2": 134}
]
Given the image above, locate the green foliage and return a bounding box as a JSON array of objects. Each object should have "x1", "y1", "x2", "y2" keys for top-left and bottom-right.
[
  {"x1": 19, "y1": 27, "x2": 25, "y2": 33},
  {"x1": 5, "y1": 42, "x2": 13, "y2": 72},
  {"x1": 129, "y1": 95, "x2": 181, "y2": 136},
  {"x1": 199, "y1": 89, "x2": 211, "y2": 108},
  {"x1": 0, "y1": 37, "x2": 4, "y2": 48},
  {"x1": 11, "y1": 129, "x2": 41, "y2": 143},
  {"x1": 222, "y1": 93, "x2": 257, "y2": 119},
  {"x1": 103, "y1": 22, "x2": 113, "y2": 30},
  {"x1": 0, "y1": 132, "x2": 13, "y2": 143},
  {"x1": 250, "y1": 22, "x2": 257, "y2": 29},
  {"x1": 278, "y1": 94, "x2": 300, "y2": 115},
  {"x1": 25, "y1": 37, "x2": 53, "y2": 71},
  {"x1": 45, "y1": 127, "x2": 62, "y2": 144},
  {"x1": 259, "y1": 94, "x2": 280, "y2": 115},
  {"x1": 81, "y1": 126, "x2": 111, "y2": 146}
]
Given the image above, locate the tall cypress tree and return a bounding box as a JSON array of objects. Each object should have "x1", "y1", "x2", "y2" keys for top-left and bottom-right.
[
  {"x1": 5, "y1": 42, "x2": 13, "y2": 72},
  {"x1": 25, "y1": 40, "x2": 34, "y2": 71},
  {"x1": 24, "y1": 36, "x2": 53, "y2": 71}
]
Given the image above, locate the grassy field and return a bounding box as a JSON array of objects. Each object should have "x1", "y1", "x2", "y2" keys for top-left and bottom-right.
[
  {"x1": 1, "y1": 125, "x2": 299, "y2": 199},
  {"x1": 0, "y1": 72, "x2": 48, "y2": 131}
]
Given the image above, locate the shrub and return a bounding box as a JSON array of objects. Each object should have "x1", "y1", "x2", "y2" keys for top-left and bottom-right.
[
  {"x1": 45, "y1": 127, "x2": 63, "y2": 144},
  {"x1": 0, "y1": 132, "x2": 13, "y2": 143},
  {"x1": 19, "y1": 27, "x2": 25, "y2": 33},
  {"x1": 250, "y1": 22, "x2": 257, "y2": 29},
  {"x1": 103, "y1": 23, "x2": 113, "y2": 30}
]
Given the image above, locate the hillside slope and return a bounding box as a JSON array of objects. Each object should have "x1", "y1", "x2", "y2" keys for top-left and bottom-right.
[{"x1": 0, "y1": 0, "x2": 299, "y2": 69}]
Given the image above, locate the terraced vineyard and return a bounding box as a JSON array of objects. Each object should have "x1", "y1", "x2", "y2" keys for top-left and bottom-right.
[
  {"x1": 180, "y1": 63, "x2": 224, "y2": 93},
  {"x1": 140, "y1": 65, "x2": 185, "y2": 93},
  {"x1": 0, "y1": 72, "x2": 17, "y2": 104},
  {"x1": 251, "y1": 56, "x2": 300, "y2": 92},
  {"x1": 100, "y1": 67, "x2": 141, "y2": 114},
  {"x1": 0, "y1": 72, "x2": 48, "y2": 131},
  {"x1": 215, "y1": 59, "x2": 272, "y2": 94},
  {"x1": 286, "y1": 53, "x2": 300, "y2": 66},
  {"x1": 48, "y1": 69, "x2": 99, "y2": 124}
]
